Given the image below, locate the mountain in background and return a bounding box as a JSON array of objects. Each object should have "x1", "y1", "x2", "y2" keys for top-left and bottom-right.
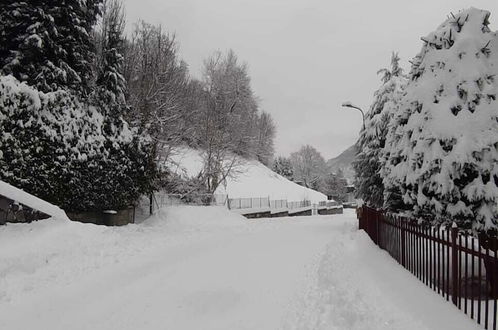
[{"x1": 327, "y1": 144, "x2": 357, "y2": 184}]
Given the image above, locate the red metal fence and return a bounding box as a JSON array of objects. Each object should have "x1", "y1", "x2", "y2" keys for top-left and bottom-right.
[{"x1": 359, "y1": 206, "x2": 498, "y2": 330}]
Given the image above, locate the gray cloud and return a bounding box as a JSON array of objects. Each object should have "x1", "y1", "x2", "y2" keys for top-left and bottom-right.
[{"x1": 123, "y1": 0, "x2": 498, "y2": 159}]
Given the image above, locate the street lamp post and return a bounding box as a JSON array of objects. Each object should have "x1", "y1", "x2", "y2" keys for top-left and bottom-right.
[{"x1": 341, "y1": 102, "x2": 365, "y2": 129}]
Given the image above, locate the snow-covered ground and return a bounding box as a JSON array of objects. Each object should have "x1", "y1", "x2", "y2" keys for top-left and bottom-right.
[
  {"x1": 167, "y1": 147, "x2": 327, "y2": 203},
  {"x1": 0, "y1": 208, "x2": 479, "y2": 330}
]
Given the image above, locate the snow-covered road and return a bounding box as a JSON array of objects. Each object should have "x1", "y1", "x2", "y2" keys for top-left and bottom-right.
[{"x1": 0, "y1": 207, "x2": 479, "y2": 330}]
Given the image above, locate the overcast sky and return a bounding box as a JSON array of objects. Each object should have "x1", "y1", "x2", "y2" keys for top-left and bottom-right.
[{"x1": 122, "y1": 0, "x2": 498, "y2": 159}]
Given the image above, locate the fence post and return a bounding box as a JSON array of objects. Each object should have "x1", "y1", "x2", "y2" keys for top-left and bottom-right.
[
  {"x1": 368, "y1": 208, "x2": 372, "y2": 239},
  {"x1": 378, "y1": 212, "x2": 382, "y2": 247},
  {"x1": 374, "y1": 210, "x2": 379, "y2": 245},
  {"x1": 149, "y1": 193, "x2": 154, "y2": 215},
  {"x1": 359, "y1": 206, "x2": 363, "y2": 230},
  {"x1": 365, "y1": 207, "x2": 368, "y2": 231},
  {"x1": 451, "y1": 224, "x2": 459, "y2": 306},
  {"x1": 401, "y1": 220, "x2": 406, "y2": 267}
]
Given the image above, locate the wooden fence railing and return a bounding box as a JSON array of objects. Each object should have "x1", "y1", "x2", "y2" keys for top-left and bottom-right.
[{"x1": 359, "y1": 206, "x2": 498, "y2": 330}]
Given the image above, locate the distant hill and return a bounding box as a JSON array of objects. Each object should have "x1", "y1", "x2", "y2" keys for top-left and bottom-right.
[{"x1": 327, "y1": 145, "x2": 357, "y2": 184}]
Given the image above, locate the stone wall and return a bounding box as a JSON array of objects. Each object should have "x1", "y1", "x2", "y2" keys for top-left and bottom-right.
[
  {"x1": 270, "y1": 211, "x2": 289, "y2": 218},
  {"x1": 243, "y1": 210, "x2": 272, "y2": 219},
  {"x1": 289, "y1": 209, "x2": 312, "y2": 217},
  {"x1": 318, "y1": 207, "x2": 344, "y2": 215},
  {"x1": 67, "y1": 207, "x2": 135, "y2": 226}
]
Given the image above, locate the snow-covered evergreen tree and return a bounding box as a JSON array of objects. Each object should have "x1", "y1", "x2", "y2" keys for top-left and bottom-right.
[
  {"x1": 272, "y1": 156, "x2": 294, "y2": 180},
  {"x1": 383, "y1": 8, "x2": 498, "y2": 232},
  {"x1": 96, "y1": 0, "x2": 126, "y2": 114},
  {"x1": 0, "y1": 0, "x2": 102, "y2": 94},
  {"x1": 322, "y1": 170, "x2": 349, "y2": 202},
  {"x1": 353, "y1": 53, "x2": 407, "y2": 208},
  {"x1": 0, "y1": 75, "x2": 155, "y2": 212},
  {"x1": 0, "y1": 1, "x2": 156, "y2": 213}
]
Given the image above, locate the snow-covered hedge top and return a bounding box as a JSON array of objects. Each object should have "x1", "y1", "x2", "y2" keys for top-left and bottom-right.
[
  {"x1": 384, "y1": 8, "x2": 498, "y2": 231},
  {"x1": 0, "y1": 75, "x2": 153, "y2": 212},
  {"x1": 0, "y1": 75, "x2": 133, "y2": 164}
]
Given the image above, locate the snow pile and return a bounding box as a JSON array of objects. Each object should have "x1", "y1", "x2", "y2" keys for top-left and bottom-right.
[
  {"x1": 168, "y1": 147, "x2": 327, "y2": 203},
  {"x1": 218, "y1": 159, "x2": 326, "y2": 203},
  {"x1": 0, "y1": 205, "x2": 247, "y2": 306},
  {"x1": 284, "y1": 213, "x2": 480, "y2": 330},
  {"x1": 384, "y1": 8, "x2": 498, "y2": 230},
  {"x1": 144, "y1": 205, "x2": 248, "y2": 232}
]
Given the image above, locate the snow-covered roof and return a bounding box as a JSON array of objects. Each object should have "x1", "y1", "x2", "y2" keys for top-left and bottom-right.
[{"x1": 0, "y1": 180, "x2": 69, "y2": 221}]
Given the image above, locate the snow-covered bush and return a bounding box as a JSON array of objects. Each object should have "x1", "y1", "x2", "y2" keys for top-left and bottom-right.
[
  {"x1": 0, "y1": 1, "x2": 102, "y2": 94},
  {"x1": 0, "y1": 75, "x2": 155, "y2": 212},
  {"x1": 353, "y1": 53, "x2": 407, "y2": 208},
  {"x1": 272, "y1": 156, "x2": 294, "y2": 180},
  {"x1": 383, "y1": 8, "x2": 498, "y2": 232}
]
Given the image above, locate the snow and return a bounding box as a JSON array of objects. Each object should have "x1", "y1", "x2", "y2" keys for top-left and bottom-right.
[
  {"x1": 219, "y1": 159, "x2": 327, "y2": 203},
  {"x1": 0, "y1": 208, "x2": 480, "y2": 330},
  {"x1": 168, "y1": 147, "x2": 327, "y2": 203},
  {"x1": 1, "y1": 75, "x2": 145, "y2": 213},
  {"x1": 383, "y1": 8, "x2": 498, "y2": 229},
  {"x1": 0, "y1": 179, "x2": 69, "y2": 221},
  {"x1": 166, "y1": 147, "x2": 205, "y2": 179}
]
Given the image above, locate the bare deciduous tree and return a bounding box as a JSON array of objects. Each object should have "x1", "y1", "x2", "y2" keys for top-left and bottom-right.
[
  {"x1": 123, "y1": 21, "x2": 193, "y2": 164},
  {"x1": 290, "y1": 145, "x2": 327, "y2": 190},
  {"x1": 254, "y1": 111, "x2": 276, "y2": 166},
  {"x1": 196, "y1": 50, "x2": 250, "y2": 193}
]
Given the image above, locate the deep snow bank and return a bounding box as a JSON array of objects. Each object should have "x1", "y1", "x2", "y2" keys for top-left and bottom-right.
[
  {"x1": 167, "y1": 147, "x2": 327, "y2": 203},
  {"x1": 283, "y1": 211, "x2": 480, "y2": 330},
  {"x1": 0, "y1": 205, "x2": 247, "y2": 305},
  {"x1": 144, "y1": 205, "x2": 248, "y2": 231}
]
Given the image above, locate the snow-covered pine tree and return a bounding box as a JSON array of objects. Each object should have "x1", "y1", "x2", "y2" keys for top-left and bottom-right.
[
  {"x1": 85, "y1": 0, "x2": 156, "y2": 213},
  {"x1": 272, "y1": 156, "x2": 294, "y2": 180},
  {"x1": 0, "y1": 0, "x2": 102, "y2": 94},
  {"x1": 383, "y1": 8, "x2": 498, "y2": 233},
  {"x1": 0, "y1": 75, "x2": 155, "y2": 212},
  {"x1": 95, "y1": 0, "x2": 126, "y2": 115},
  {"x1": 353, "y1": 53, "x2": 407, "y2": 209},
  {"x1": 0, "y1": 1, "x2": 156, "y2": 213},
  {"x1": 323, "y1": 170, "x2": 349, "y2": 203}
]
